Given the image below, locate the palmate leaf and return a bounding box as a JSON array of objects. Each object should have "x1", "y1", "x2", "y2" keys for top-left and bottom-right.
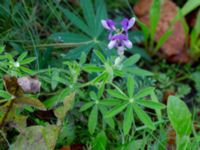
[
  {"x1": 80, "y1": 0, "x2": 95, "y2": 35},
  {"x1": 50, "y1": 0, "x2": 107, "y2": 60},
  {"x1": 95, "y1": 0, "x2": 107, "y2": 37},
  {"x1": 59, "y1": 6, "x2": 91, "y2": 36}
]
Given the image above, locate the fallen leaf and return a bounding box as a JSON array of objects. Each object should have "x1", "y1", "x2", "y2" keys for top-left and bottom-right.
[
  {"x1": 3, "y1": 75, "x2": 23, "y2": 97},
  {"x1": 10, "y1": 125, "x2": 59, "y2": 150},
  {"x1": 17, "y1": 76, "x2": 41, "y2": 93},
  {"x1": 3, "y1": 75, "x2": 46, "y2": 110},
  {"x1": 134, "y1": 0, "x2": 190, "y2": 63},
  {"x1": 15, "y1": 96, "x2": 46, "y2": 111}
]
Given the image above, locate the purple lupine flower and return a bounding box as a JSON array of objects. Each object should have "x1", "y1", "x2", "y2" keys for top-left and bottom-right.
[
  {"x1": 101, "y1": 17, "x2": 136, "y2": 56},
  {"x1": 108, "y1": 34, "x2": 132, "y2": 49}
]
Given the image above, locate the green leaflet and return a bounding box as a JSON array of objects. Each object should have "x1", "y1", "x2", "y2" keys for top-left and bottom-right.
[
  {"x1": 105, "y1": 102, "x2": 128, "y2": 118},
  {"x1": 123, "y1": 104, "x2": 133, "y2": 135},
  {"x1": 127, "y1": 75, "x2": 135, "y2": 98},
  {"x1": 133, "y1": 103, "x2": 155, "y2": 130},
  {"x1": 136, "y1": 99, "x2": 166, "y2": 110},
  {"x1": 134, "y1": 87, "x2": 155, "y2": 100},
  {"x1": 88, "y1": 105, "x2": 98, "y2": 134}
]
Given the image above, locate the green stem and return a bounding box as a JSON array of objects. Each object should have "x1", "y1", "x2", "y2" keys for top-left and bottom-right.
[{"x1": 26, "y1": 41, "x2": 93, "y2": 49}]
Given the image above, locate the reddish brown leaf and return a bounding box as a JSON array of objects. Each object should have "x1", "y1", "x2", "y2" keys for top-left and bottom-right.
[
  {"x1": 163, "y1": 90, "x2": 175, "y2": 104},
  {"x1": 3, "y1": 75, "x2": 24, "y2": 97},
  {"x1": 134, "y1": 0, "x2": 190, "y2": 63},
  {"x1": 60, "y1": 146, "x2": 71, "y2": 150}
]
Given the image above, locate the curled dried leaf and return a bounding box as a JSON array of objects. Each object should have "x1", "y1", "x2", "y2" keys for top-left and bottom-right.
[
  {"x1": 3, "y1": 75, "x2": 23, "y2": 97},
  {"x1": 17, "y1": 76, "x2": 41, "y2": 94}
]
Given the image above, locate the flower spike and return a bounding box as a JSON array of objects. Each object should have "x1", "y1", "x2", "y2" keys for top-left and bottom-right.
[{"x1": 102, "y1": 17, "x2": 136, "y2": 56}]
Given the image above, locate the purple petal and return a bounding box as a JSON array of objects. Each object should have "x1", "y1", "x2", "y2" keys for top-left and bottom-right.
[
  {"x1": 101, "y1": 19, "x2": 115, "y2": 30},
  {"x1": 121, "y1": 18, "x2": 129, "y2": 31},
  {"x1": 112, "y1": 34, "x2": 127, "y2": 41},
  {"x1": 123, "y1": 40, "x2": 132, "y2": 49},
  {"x1": 108, "y1": 32, "x2": 113, "y2": 40},
  {"x1": 127, "y1": 17, "x2": 136, "y2": 30},
  {"x1": 108, "y1": 40, "x2": 117, "y2": 49},
  {"x1": 101, "y1": 20, "x2": 110, "y2": 30}
]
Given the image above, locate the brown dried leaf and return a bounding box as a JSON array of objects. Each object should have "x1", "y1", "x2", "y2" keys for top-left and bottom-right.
[
  {"x1": 15, "y1": 96, "x2": 46, "y2": 111},
  {"x1": 3, "y1": 75, "x2": 24, "y2": 97},
  {"x1": 17, "y1": 76, "x2": 41, "y2": 94},
  {"x1": 134, "y1": 0, "x2": 190, "y2": 63},
  {"x1": 10, "y1": 125, "x2": 59, "y2": 150}
]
